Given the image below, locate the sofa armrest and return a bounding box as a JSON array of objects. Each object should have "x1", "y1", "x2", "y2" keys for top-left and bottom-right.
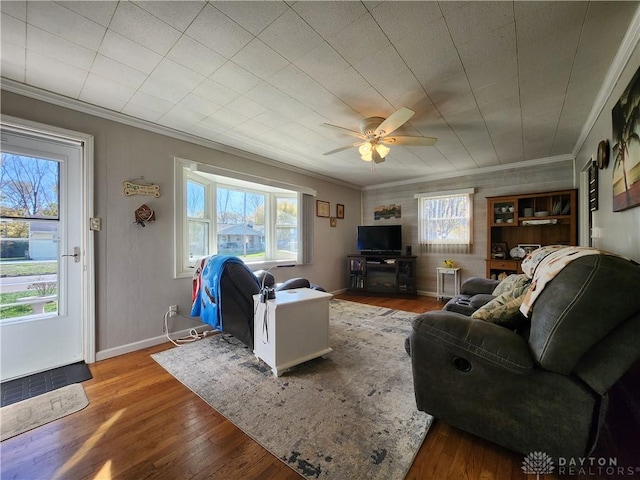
[
  {"x1": 411, "y1": 311, "x2": 533, "y2": 374},
  {"x1": 460, "y1": 277, "x2": 500, "y2": 295},
  {"x1": 469, "y1": 294, "x2": 496, "y2": 309},
  {"x1": 276, "y1": 277, "x2": 311, "y2": 291}
]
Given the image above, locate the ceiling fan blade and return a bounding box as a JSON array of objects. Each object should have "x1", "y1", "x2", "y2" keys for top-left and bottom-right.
[
  {"x1": 384, "y1": 135, "x2": 437, "y2": 146},
  {"x1": 323, "y1": 144, "x2": 359, "y2": 155},
  {"x1": 321, "y1": 123, "x2": 364, "y2": 138},
  {"x1": 375, "y1": 107, "x2": 415, "y2": 137}
]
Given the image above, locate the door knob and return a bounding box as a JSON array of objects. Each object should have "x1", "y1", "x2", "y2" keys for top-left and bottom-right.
[{"x1": 62, "y1": 246, "x2": 80, "y2": 263}]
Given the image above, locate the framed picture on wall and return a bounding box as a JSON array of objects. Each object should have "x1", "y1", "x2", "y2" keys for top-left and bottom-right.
[
  {"x1": 336, "y1": 204, "x2": 344, "y2": 219},
  {"x1": 316, "y1": 200, "x2": 330, "y2": 217},
  {"x1": 612, "y1": 65, "x2": 640, "y2": 211}
]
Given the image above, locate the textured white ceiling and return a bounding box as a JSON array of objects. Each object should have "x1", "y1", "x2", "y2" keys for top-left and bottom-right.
[{"x1": 1, "y1": 1, "x2": 638, "y2": 187}]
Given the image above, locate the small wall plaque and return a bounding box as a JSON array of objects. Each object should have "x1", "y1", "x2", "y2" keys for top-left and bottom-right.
[{"x1": 123, "y1": 180, "x2": 160, "y2": 197}]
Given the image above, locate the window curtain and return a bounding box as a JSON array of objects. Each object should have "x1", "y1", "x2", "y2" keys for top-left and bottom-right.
[{"x1": 301, "y1": 193, "x2": 314, "y2": 264}]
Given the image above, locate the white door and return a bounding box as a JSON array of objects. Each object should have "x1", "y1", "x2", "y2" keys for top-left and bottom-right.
[{"x1": 0, "y1": 129, "x2": 85, "y2": 381}]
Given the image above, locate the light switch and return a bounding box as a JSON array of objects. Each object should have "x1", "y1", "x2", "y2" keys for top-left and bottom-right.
[{"x1": 90, "y1": 217, "x2": 102, "y2": 231}]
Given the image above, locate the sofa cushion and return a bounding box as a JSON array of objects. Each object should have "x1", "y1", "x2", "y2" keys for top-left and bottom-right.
[
  {"x1": 472, "y1": 285, "x2": 530, "y2": 329},
  {"x1": 492, "y1": 274, "x2": 529, "y2": 297}
]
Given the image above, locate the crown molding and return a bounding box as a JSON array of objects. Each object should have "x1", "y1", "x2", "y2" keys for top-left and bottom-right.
[
  {"x1": 0, "y1": 79, "x2": 361, "y2": 191},
  {"x1": 362, "y1": 154, "x2": 574, "y2": 191},
  {"x1": 573, "y1": 3, "x2": 640, "y2": 157}
]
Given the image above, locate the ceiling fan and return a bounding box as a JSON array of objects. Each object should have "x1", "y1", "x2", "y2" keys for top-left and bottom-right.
[{"x1": 322, "y1": 107, "x2": 437, "y2": 164}]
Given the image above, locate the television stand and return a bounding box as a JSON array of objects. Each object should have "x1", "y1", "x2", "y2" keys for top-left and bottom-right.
[{"x1": 347, "y1": 254, "x2": 417, "y2": 297}]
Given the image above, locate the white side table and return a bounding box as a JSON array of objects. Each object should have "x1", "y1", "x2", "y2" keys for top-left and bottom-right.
[
  {"x1": 253, "y1": 288, "x2": 333, "y2": 376},
  {"x1": 436, "y1": 267, "x2": 461, "y2": 300}
]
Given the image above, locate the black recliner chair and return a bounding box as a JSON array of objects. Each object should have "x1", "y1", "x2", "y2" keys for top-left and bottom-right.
[{"x1": 193, "y1": 256, "x2": 323, "y2": 348}]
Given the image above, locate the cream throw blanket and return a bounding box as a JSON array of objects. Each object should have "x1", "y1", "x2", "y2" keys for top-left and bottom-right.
[{"x1": 519, "y1": 246, "x2": 612, "y2": 317}]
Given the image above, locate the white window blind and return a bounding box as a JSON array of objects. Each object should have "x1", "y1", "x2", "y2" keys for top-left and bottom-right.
[{"x1": 415, "y1": 188, "x2": 474, "y2": 254}]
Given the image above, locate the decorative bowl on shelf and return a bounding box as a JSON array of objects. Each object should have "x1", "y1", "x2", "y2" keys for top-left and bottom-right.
[{"x1": 534, "y1": 211, "x2": 550, "y2": 217}]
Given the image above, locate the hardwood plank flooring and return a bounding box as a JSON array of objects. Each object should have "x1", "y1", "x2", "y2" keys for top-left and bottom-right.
[{"x1": 0, "y1": 294, "x2": 622, "y2": 480}]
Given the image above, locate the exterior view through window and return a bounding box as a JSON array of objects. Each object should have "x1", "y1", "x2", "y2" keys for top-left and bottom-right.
[
  {"x1": 1, "y1": 153, "x2": 60, "y2": 320},
  {"x1": 181, "y1": 164, "x2": 300, "y2": 272}
]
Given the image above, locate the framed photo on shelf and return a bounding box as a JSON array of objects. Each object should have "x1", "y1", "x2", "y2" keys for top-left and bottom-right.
[
  {"x1": 518, "y1": 244, "x2": 541, "y2": 255},
  {"x1": 491, "y1": 242, "x2": 508, "y2": 259},
  {"x1": 316, "y1": 200, "x2": 330, "y2": 217},
  {"x1": 336, "y1": 203, "x2": 344, "y2": 219}
]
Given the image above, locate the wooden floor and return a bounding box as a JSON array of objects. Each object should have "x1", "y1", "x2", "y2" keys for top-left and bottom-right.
[{"x1": 0, "y1": 294, "x2": 618, "y2": 480}]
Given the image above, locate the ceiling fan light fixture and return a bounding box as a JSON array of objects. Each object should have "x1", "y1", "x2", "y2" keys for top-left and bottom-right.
[
  {"x1": 361, "y1": 151, "x2": 373, "y2": 161},
  {"x1": 358, "y1": 143, "x2": 372, "y2": 156},
  {"x1": 376, "y1": 144, "x2": 390, "y2": 158}
]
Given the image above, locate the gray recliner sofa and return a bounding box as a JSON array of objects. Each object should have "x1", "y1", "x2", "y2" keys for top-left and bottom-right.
[{"x1": 407, "y1": 252, "x2": 640, "y2": 458}]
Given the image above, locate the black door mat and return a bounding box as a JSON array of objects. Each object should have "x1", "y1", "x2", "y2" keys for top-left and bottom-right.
[{"x1": 0, "y1": 361, "x2": 92, "y2": 407}]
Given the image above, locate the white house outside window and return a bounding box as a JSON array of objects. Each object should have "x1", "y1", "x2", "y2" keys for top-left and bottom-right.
[
  {"x1": 175, "y1": 158, "x2": 308, "y2": 277},
  {"x1": 415, "y1": 188, "x2": 474, "y2": 254}
]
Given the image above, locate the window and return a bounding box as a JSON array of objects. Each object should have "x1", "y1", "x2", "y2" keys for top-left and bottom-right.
[
  {"x1": 175, "y1": 158, "x2": 311, "y2": 277},
  {"x1": 415, "y1": 188, "x2": 474, "y2": 254}
]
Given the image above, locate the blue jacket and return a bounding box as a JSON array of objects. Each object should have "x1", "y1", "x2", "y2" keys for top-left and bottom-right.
[{"x1": 190, "y1": 255, "x2": 258, "y2": 330}]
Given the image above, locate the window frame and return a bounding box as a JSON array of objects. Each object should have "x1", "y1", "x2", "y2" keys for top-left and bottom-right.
[
  {"x1": 174, "y1": 158, "x2": 304, "y2": 278},
  {"x1": 415, "y1": 188, "x2": 474, "y2": 253}
]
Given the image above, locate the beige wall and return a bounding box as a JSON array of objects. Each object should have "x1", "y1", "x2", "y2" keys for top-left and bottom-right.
[
  {"x1": 1, "y1": 91, "x2": 361, "y2": 357},
  {"x1": 575, "y1": 43, "x2": 640, "y2": 261},
  {"x1": 362, "y1": 160, "x2": 575, "y2": 295}
]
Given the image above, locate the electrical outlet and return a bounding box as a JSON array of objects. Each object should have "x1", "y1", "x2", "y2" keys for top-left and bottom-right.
[{"x1": 169, "y1": 305, "x2": 178, "y2": 317}]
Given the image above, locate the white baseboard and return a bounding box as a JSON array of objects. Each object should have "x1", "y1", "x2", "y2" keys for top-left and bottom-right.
[
  {"x1": 95, "y1": 325, "x2": 214, "y2": 361},
  {"x1": 95, "y1": 291, "x2": 439, "y2": 362},
  {"x1": 418, "y1": 290, "x2": 438, "y2": 298}
]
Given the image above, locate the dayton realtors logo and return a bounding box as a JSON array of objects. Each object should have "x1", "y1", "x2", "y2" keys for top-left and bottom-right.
[
  {"x1": 521, "y1": 451, "x2": 554, "y2": 479},
  {"x1": 522, "y1": 452, "x2": 640, "y2": 477}
]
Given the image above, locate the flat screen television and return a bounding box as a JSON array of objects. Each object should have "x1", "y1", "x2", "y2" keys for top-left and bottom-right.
[{"x1": 356, "y1": 225, "x2": 402, "y2": 254}]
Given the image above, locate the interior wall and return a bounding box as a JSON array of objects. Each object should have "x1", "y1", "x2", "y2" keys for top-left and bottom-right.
[
  {"x1": 1, "y1": 91, "x2": 361, "y2": 357},
  {"x1": 575, "y1": 42, "x2": 640, "y2": 261},
  {"x1": 362, "y1": 160, "x2": 574, "y2": 294}
]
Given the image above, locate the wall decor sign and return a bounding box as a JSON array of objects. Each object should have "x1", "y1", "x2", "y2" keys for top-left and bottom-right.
[
  {"x1": 316, "y1": 200, "x2": 330, "y2": 217},
  {"x1": 123, "y1": 179, "x2": 160, "y2": 197},
  {"x1": 374, "y1": 204, "x2": 401, "y2": 220},
  {"x1": 336, "y1": 204, "x2": 344, "y2": 219},
  {"x1": 330, "y1": 217, "x2": 337, "y2": 227},
  {"x1": 612, "y1": 65, "x2": 640, "y2": 212}
]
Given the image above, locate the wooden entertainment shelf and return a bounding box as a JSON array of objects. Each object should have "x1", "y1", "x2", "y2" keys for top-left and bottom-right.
[
  {"x1": 486, "y1": 189, "x2": 577, "y2": 279},
  {"x1": 347, "y1": 254, "x2": 417, "y2": 297}
]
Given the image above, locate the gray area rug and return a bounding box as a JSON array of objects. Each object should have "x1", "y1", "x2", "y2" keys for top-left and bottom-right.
[
  {"x1": 152, "y1": 299, "x2": 432, "y2": 480},
  {"x1": 0, "y1": 383, "x2": 89, "y2": 441}
]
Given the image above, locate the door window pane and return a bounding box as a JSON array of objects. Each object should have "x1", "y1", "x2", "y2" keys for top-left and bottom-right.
[
  {"x1": 1, "y1": 153, "x2": 60, "y2": 319},
  {"x1": 1, "y1": 219, "x2": 59, "y2": 319},
  {"x1": 1, "y1": 154, "x2": 59, "y2": 220}
]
